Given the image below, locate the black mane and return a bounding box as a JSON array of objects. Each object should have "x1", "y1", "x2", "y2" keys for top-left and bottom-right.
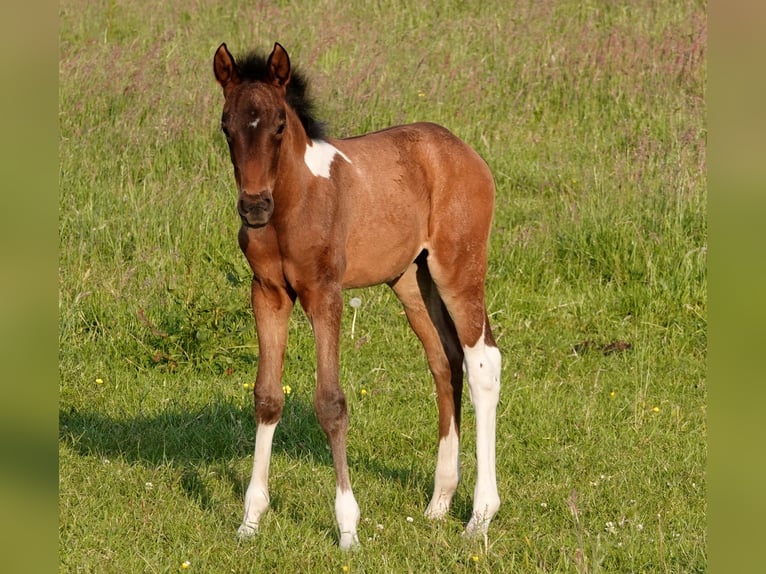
[{"x1": 236, "y1": 50, "x2": 327, "y2": 140}]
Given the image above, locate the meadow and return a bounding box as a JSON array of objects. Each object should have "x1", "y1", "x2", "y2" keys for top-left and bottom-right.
[{"x1": 59, "y1": 0, "x2": 706, "y2": 571}]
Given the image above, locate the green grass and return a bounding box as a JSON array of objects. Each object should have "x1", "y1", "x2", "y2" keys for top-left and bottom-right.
[{"x1": 59, "y1": 0, "x2": 706, "y2": 571}]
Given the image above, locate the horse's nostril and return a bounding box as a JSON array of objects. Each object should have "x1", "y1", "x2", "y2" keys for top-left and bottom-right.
[
  {"x1": 240, "y1": 193, "x2": 272, "y2": 208},
  {"x1": 238, "y1": 198, "x2": 252, "y2": 216}
]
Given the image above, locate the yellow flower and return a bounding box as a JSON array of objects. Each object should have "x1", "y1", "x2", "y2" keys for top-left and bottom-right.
[
  {"x1": 283, "y1": 385, "x2": 292, "y2": 395},
  {"x1": 652, "y1": 406, "x2": 660, "y2": 413},
  {"x1": 360, "y1": 388, "x2": 368, "y2": 396},
  {"x1": 472, "y1": 554, "x2": 480, "y2": 562},
  {"x1": 609, "y1": 390, "x2": 616, "y2": 398},
  {"x1": 180, "y1": 560, "x2": 191, "y2": 570},
  {"x1": 95, "y1": 378, "x2": 104, "y2": 385},
  {"x1": 341, "y1": 566, "x2": 349, "y2": 573}
]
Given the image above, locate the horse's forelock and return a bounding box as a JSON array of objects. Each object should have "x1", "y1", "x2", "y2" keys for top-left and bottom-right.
[{"x1": 235, "y1": 49, "x2": 327, "y2": 140}]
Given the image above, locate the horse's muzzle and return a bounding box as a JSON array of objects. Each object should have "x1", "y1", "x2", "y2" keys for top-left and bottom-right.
[{"x1": 238, "y1": 192, "x2": 274, "y2": 227}]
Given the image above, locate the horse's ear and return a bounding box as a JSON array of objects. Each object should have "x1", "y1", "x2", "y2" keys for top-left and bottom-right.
[
  {"x1": 267, "y1": 42, "x2": 291, "y2": 89},
  {"x1": 214, "y1": 43, "x2": 240, "y2": 92}
]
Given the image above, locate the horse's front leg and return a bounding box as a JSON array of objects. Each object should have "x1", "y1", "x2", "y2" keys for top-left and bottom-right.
[
  {"x1": 302, "y1": 287, "x2": 360, "y2": 549},
  {"x1": 238, "y1": 277, "x2": 294, "y2": 539}
]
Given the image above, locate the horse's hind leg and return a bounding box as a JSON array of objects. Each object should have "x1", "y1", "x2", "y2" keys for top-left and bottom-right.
[
  {"x1": 426, "y1": 250, "x2": 501, "y2": 536},
  {"x1": 389, "y1": 255, "x2": 464, "y2": 520}
]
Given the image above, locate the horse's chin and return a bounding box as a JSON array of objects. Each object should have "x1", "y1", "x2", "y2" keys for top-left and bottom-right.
[
  {"x1": 240, "y1": 215, "x2": 271, "y2": 228},
  {"x1": 241, "y1": 221, "x2": 268, "y2": 229}
]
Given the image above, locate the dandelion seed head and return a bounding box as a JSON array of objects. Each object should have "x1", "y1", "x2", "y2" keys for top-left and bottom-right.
[{"x1": 350, "y1": 297, "x2": 362, "y2": 308}]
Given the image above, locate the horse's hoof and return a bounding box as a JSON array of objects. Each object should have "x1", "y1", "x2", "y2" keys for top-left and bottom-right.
[
  {"x1": 424, "y1": 501, "x2": 450, "y2": 521},
  {"x1": 237, "y1": 523, "x2": 258, "y2": 540},
  {"x1": 338, "y1": 531, "x2": 360, "y2": 551},
  {"x1": 463, "y1": 517, "x2": 489, "y2": 540}
]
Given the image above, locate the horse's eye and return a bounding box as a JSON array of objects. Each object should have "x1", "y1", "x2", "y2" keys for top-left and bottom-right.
[
  {"x1": 276, "y1": 122, "x2": 286, "y2": 136},
  {"x1": 221, "y1": 124, "x2": 231, "y2": 140}
]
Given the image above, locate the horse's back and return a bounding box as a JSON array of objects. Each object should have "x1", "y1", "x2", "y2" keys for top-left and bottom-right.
[{"x1": 336, "y1": 121, "x2": 494, "y2": 216}]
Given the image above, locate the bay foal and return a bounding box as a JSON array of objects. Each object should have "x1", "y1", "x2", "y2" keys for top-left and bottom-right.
[{"x1": 213, "y1": 42, "x2": 501, "y2": 548}]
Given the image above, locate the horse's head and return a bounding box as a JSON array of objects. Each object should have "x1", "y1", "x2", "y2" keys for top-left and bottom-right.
[{"x1": 213, "y1": 42, "x2": 292, "y2": 228}]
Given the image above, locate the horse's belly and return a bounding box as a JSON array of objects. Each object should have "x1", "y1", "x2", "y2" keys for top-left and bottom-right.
[{"x1": 341, "y1": 223, "x2": 424, "y2": 288}]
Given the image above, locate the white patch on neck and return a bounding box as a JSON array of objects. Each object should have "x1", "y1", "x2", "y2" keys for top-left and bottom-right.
[
  {"x1": 304, "y1": 139, "x2": 351, "y2": 178},
  {"x1": 248, "y1": 118, "x2": 260, "y2": 129}
]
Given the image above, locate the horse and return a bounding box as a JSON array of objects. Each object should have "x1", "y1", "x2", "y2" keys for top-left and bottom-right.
[{"x1": 213, "y1": 42, "x2": 501, "y2": 549}]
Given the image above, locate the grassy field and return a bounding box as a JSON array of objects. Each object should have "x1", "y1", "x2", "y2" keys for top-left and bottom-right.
[{"x1": 59, "y1": 0, "x2": 706, "y2": 571}]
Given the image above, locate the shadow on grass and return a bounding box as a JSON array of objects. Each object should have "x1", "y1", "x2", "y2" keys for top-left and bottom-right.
[
  {"x1": 59, "y1": 396, "x2": 329, "y2": 467},
  {"x1": 58, "y1": 395, "x2": 448, "y2": 519}
]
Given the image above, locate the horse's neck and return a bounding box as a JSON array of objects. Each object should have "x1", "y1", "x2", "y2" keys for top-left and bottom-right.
[{"x1": 273, "y1": 127, "x2": 328, "y2": 214}]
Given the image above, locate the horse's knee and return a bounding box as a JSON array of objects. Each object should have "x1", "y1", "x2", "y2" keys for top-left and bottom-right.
[
  {"x1": 314, "y1": 387, "x2": 348, "y2": 436},
  {"x1": 254, "y1": 386, "x2": 285, "y2": 424}
]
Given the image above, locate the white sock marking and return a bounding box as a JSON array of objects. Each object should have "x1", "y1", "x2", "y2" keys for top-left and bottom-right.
[
  {"x1": 425, "y1": 416, "x2": 460, "y2": 519},
  {"x1": 238, "y1": 422, "x2": 277, "y2": 537},
  {"x1": 335, "y1": 486, "x2": 360, "y2": 550},
  {"x1": 304, "y1": 139, "x2": 351, "y2": 178},
  {"x1": 462, "y1": 326, "x2": 501, "y2": 535}
]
